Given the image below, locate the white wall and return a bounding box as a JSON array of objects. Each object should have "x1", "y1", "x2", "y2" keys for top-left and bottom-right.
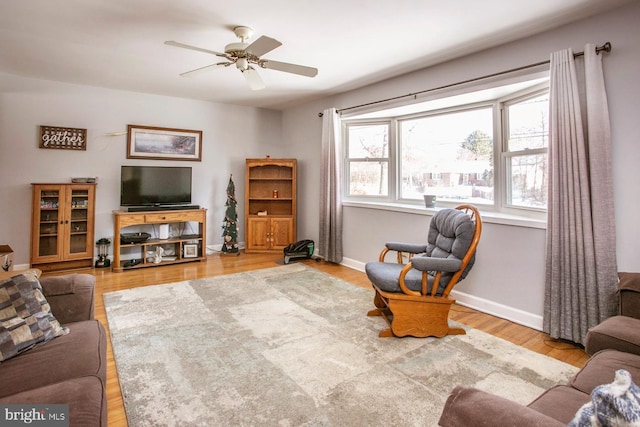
[
  {"x1": 283, "y1": 1, "x2": 640, "y2": 329},
  {"x1": 0, "y1": 74, "x2": 283, "y2": 266}
]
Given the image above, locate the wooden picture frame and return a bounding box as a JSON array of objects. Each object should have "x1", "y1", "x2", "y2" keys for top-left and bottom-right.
[
  {"x1": 183, "y1": 243, "x2": 198, "y2": 258},
  {"x1": 39, "y1": 126, "x2": 87, "y2": 150},
  {"x1": 127, "y1": 125, "x2": 202, "y2": 161}
]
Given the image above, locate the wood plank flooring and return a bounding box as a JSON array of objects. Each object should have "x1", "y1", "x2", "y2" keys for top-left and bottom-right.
[{"x1": 43, "y1": 252, "x2": 588, "y2": 426}]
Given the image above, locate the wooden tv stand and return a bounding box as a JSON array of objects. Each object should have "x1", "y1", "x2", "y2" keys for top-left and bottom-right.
[{"x1": 112, "y1": 208, "x2": 207, "y2": 272}]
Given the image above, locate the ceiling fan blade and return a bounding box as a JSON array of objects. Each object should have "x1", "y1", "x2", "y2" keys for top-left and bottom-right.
[
  {"x1": 262, "y1": 60, "x2": 318, "y2": 77},
  {"x1": 245, "y1": 36, "x2": 281, "y2": 57},
  {"x1": 242, "y1": 67, "x2": 266, "y2": 91},
  {"x1": 164, "y1": 40, "x2": 225, "y2": 57},
  {"x1": 180, "y1": 62, "x2": 230, "y2": 77}
]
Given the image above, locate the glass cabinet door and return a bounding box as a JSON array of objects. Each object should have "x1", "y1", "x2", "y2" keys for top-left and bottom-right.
[
  {"x1": 68, "y1": 188, "x2": 90, "y2": 255},
  {"x1": 37, "y1": 187, "x2": 63, "y2": 258}
]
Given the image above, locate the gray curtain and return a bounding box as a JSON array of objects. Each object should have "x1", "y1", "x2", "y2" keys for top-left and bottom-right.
[
  {"x1": 319, "y1": 108, "x2": 343, "y2": 263},
  {"x1": 544, "y1": 44, "x2": 618, "y2": 345}
]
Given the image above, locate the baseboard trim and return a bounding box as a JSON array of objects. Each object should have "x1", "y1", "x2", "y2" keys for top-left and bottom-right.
[
  {"x1": 13, "y1": 263, "x2": 30, "y2": 271},
  {"x1": 450, "y1": 290, "x2": 543, "y2": 331},
  {"x1": 338, "y1": 256, "x2": 543, "y2": 332},
  {"x1": 340, "y1": 256, "x2": 366, "y2": 272}
]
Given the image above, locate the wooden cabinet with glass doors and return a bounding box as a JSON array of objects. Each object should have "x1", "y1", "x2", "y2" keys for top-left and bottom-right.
[{"x1": 30, "y1": 183, "x2": 96, "y2": 271}]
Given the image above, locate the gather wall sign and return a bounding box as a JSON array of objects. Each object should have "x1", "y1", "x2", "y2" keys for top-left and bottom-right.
[{"x1": 39, "y1": 125, "x2": 87, "y2": 150}]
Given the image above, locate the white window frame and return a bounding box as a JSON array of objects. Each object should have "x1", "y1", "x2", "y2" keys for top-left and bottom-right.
[
  {"x1": 396, "y1": 102, "x2": 495, "y2": 205},
  {"x1": 342, "y1": 81, "x2": 549, "y2": 222},
  {"x1": 343, "y1": 120, "x2": 394, "y2": 201},
  {"x1": 500, "y1": 88, "x2": 550, "y2": 217}
]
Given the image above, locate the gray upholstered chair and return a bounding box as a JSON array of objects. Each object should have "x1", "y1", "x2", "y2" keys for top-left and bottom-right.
[{"x1": 365, "y1": 204, "x2": 482, "y2": 338}]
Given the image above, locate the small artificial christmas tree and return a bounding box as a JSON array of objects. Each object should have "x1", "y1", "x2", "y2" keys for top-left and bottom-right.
[{"x1": 221, "y1": 174, "x2": 240, "y2": 255}]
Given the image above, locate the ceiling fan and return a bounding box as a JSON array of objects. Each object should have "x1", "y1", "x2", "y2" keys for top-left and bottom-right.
[{"x1": 165, "y1": 26, "x2": 318, "y2": 91}]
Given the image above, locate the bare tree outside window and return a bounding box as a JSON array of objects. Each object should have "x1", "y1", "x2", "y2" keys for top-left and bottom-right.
[
  {"x1": 347, "y1": 123, "x2": 389, "y2": 196},
  {"x1": 506, "y1": 93, "x2": 549, "y2": 208}
]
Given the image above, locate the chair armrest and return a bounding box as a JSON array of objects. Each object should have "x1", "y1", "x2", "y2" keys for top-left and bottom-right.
[
  {"x1": 40, "y1": 274, "x2": 95, "y2": 324},
  {"x1": 585, "y1": 315, "x2": 640, "y2": 356},
  {"x1": 618, "y1": 272, "x2": 640, "y2": 318},
  {"x1": 385, "y1": 242, "x2": 428, "y2": 254},
  {"x1": 438, "y1": 386, "x2": 565, "y2": 427},
  {"x1": 411, "y1": 256, "x2": 462, "y2": 273}
]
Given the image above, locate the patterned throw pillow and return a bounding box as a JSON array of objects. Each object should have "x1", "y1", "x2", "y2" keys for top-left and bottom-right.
[
  {"x1": 569, "y1": 369, "x2": 640, "y2": 426},
  {"x1": 0, "y1": 272, "x2": 69, "y2": 362}
]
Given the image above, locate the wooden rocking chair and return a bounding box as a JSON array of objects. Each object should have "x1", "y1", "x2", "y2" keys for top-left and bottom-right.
[{"x1": 365, "y1": 204, "x2": 482, "y2": 338}]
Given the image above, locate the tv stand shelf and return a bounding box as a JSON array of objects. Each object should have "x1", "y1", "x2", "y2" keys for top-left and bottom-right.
[{"x1": 112, "y1": 208, "x2": 207, "y2": 272}]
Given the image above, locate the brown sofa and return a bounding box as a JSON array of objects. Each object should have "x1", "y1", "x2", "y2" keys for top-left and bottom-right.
[
  {"x1": 0, "y1": 272, "x2": 107, "y2": 426},
  {"x1": 439, "y1": 272, "x2": 640, "y2": 426}
]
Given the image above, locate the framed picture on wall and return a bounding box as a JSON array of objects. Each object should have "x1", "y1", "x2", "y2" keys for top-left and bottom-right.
[{"x1": 127, "y1": 125, "x2": 202, "y2": 161}]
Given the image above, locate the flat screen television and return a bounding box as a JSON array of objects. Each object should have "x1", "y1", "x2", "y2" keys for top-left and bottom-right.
[{"x1": 120, "y1": 165, "x2": 192, "y2": 207}]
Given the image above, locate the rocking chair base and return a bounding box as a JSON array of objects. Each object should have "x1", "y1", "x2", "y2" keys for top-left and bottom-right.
[{"x1": 368, "y1": 287, "x2": 467, "y2": 338}]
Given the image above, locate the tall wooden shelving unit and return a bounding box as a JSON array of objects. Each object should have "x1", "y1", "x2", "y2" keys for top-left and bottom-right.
[
  {"x1": 30, "y1": 183, "x2": 96, "y2": 271},
  {"x1": 244, "y1": 158, "x2": 296, "y2": 252}
]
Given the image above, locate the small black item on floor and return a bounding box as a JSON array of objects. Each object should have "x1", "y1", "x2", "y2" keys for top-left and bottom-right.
[{"x1": 283, "y1": 239, "x2": 314, "y2": 264}]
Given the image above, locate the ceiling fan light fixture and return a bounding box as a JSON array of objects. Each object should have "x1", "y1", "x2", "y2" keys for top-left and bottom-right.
[{"x1": 236, "y1": 57, "x2": 249, "y2": 70}]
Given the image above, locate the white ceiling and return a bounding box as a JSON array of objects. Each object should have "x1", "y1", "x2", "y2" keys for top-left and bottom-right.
[{"x1": 0, "y1": 0, "x2": 630, "y2": 110}]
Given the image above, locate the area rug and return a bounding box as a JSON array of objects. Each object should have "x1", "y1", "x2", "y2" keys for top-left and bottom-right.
[{"x1": 104, "y1": 264, "x2": 578, "y2": 426}]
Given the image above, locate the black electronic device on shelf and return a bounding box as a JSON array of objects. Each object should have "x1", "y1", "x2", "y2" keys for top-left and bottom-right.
[{"x1": 120, "y1": 232, "x2": 151, "y2": 244}]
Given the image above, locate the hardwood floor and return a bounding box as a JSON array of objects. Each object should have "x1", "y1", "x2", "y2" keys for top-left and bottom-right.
[{"x1": 44, "y1": 252, "x2": 588, "y2": 426}]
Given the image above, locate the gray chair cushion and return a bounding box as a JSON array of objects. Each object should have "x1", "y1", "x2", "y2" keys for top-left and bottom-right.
[
  {"x1": 427, "y1": 208, "x2": 476, "y2": 273},
  {"x1": 365, "y1": 262, "x2": 426, "y2": 293},
  {"x1": 366, "y1": 208, "x2": 477, "y2": 295}
]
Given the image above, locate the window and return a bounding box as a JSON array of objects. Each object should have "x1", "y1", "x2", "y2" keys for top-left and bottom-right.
[
  {"x1": 345, "y1": 122, "x2": 390, "y2": 197},
  {"x1": 343, "y1": 81, "x2": 549, "y2": 217},
  {"x1": 399, "y1": 106, "x2": 494, "y2": 204},
  {"x1": 504, "y1": 92, "x2": 549, "y2": 209}
]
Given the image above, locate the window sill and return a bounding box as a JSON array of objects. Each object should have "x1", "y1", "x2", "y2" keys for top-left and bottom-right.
[{"x1": 342, "y1": 200, "x2": 546, "y2": 230}]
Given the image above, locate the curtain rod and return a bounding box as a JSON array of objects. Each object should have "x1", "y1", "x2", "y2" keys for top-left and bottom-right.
[{"x1": 318, "y1": 42, "x2": 611, "y2": 117}]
